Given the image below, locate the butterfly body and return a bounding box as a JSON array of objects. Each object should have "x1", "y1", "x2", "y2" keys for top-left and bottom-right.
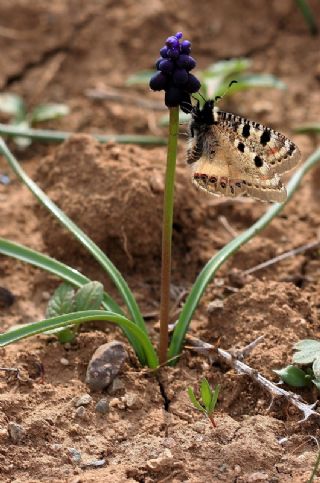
[{"x1": 187, "y1": 100, "x2": 301, "y2": 202}]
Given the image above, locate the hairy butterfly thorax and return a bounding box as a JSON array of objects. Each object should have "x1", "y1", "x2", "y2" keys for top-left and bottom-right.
[{"x1": 187, "y1": 99, "x2": 301, "y2": 202}]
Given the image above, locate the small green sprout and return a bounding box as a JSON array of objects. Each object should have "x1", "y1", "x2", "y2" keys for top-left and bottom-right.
[
  {"x1": 188, "y1": 379, "x2": 220, "y2": 428},
  {"x1": 275, "y1": 339, "x2": 320, "y2": 390},
  {"x1": 0, "y1": 93, "x2": 69, "y2": 148}
]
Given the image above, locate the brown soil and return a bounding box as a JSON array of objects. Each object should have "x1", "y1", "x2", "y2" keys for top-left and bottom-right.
[{"x1": 1, "y1": 0, "x2": 320, "y2": 482}]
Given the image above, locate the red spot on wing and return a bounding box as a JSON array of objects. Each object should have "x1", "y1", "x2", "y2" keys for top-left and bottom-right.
[{"x1": 268, "y1": 147, "x2": 280, "y2": 156}]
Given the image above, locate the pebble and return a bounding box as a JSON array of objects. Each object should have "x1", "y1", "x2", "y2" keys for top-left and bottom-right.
[
  {"x1": 146, "y1": 448, "x2": 173, "y2": 472},
  {"x1": 73, "y1": 394, "x2": 92, "y2": 407},
  {"x1": 95, "y1": 398, "x2": 109, "y2": 414},
  {"x1": 109, "y1": 397, "x2": 125, "y2": 410},
  {"x1": 108, "y1": 377, "x2": 125, "y2": 394},
  {"x1": 7, "y1": 422, "x2": 25, "y2": 443},
  {"x1": 86, "y1": 340, "x2": 128, "y2": 391},
  {"x1": 207, "y1": 299, "x2": 224, "y2": 314},
  {"x1": 74, "y1": 406, "x2": 86, "y2": 418},
  {"x1": 60, "y1": 357, "x2": 69, "y2": 366},
  {"x1": 67, "y1": 447, "x2": 82, "y2": 464},
  {"x1": 82, "y1": 458, "x2": 106, "y2": 468},
  {"x1": 123, "y1": 392, "x2": 140, "y2": 409},
  {"x1": 247, "y1": 472, "x2": 270, "y2": 482}
]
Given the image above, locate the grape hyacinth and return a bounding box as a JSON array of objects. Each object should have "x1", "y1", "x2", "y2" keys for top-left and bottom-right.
[{"x1": 149, "y1": 32, "x2": 201, "y2": 112}]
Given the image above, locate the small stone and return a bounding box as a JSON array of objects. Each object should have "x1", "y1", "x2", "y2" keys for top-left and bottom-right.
[
  {"x1": 234, "y1": 465, "x2": 242, "y2": 474},
  {"x1": 73, "y1": 394, "x2": 92, "y2": 407},
  {"x1": 50, "y1": 443, "x2": 63, "y2": 453},
  {"x1": 146, "y1": 449, "x2": 173, "y2": 472},
  {"x1": 207, "y1": 299, "x2": 224, "y2": 313},
  {"x1": 60, "y1": 357, "x2": 69, "y2": 366},
  {"x1": 68, "y1": 447, "x2": 82, "y2": 464},
  {"x1": 123, "y1": 392, "x2": 140, "y2": 409},
  {"x1": 74, "y1": 406, "x2": 86, "y2": 418},
  {"x1": 247, "y1": 472, "x2": 269, "y2": 482},
  {"x1": 108, "y1": 377, "x2": 125, "y2": 394},
  {"x1": 95, "y1": 398, "x2": 109, "y2": 414},
  {"x1": 82, "y1": 458, "x2": 106, "y2": 468},
  {"x1": 109, "y1": 397, "x2": 125, "y2": 409},
  {"x1": 8, "y1": 422, "x2": 25, "y2": 443},
  {"x1": 86, "y1": 341, "x2": 128, "y2": 391}
]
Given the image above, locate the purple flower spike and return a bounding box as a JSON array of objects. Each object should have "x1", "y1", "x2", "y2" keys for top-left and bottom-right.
[
  {"x1": 149, "y1": 32, "x2": 201, "y2": 110},
  {"x1": 160, "y1": 46, "x2": 168, "y2": 58},
  {"x1": 165, "y1": 36, "x2": 179, "y2": 49},
  {"x1": 180, "y1": 40, "x2": 191, "y2": 54}
]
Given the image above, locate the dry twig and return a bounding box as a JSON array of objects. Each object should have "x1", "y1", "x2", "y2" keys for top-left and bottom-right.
[{"x1": 185, "y1": 335, "x2": 320, "y2": 423}]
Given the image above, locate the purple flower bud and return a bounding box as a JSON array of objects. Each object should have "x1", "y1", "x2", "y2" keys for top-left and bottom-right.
[
  {"x1": 155, "y1": 57, "x2": 163, "y2": 69},
  {"x1": 149, "y1": 72, "x2": 168, "y2": 91},
  {"x1": 176, "y1": 54, "x2": 196, "y2": 71},
  {"x1": 173, "y1": 68, "x2": 188, "y2": 85},
  {"x1": 175, "y1": 32, "x2": 183, "y2": 39},
  {"x1": 160, "y1": 46, "x2": 168, "y2": 58},
  {"x1": 185, "y1": 73, "x2": 201, "y2": 93},
  {"x1": 159, "y1": 59, "x2": 175, "y2": 74},
  {"x1": 180, "y1": 40, "x2": 191, "y2": 54},
  {"x1": 165, "y1": 36, "x2": 179, "y2": 49},
  {"x1": 167, "y1": 47, "x2": 180, "y2": 59},
  {"x1": 165, "y1": 86, "x2": 183, "y2": 107}
]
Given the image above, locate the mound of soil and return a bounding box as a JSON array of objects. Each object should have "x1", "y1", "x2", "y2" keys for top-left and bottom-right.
[{"x1": 35, "y1": 135, "x2": 203, "y2": 275}]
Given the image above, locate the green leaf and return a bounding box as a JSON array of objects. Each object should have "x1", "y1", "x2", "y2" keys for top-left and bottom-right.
[
  {"x1": 313, "y1": 357, "x2": 320, "y2": 380},
  {"x1": 208, "y1": 384, "x2": 220, "y2": 415},
  {"x1": 126, "y1": 70, "x2": 154, "y2": 85},
  {"x1": 294, "y1": 339, "x2": 320, "y2": 351},
  {"x1": 168, "y1": 146, "x2": 320, "y2": 364},
  {"x1": 294, "y1": 123, "x2": 320, "y2": 134},
  {"x1": 293, "y1": 349, "x2": 320, "y2": 365},
  {"x1": 187, "y1": 387, "x2": 205, "y2": 413},
  {"x1": 47, "y1": 283, "x2": 75, "y2": 318},
  {"x1": 274, "y1": 365, "x2": 309, "y2": 387},
  {"x1": 200, "y1": 378, "x2": 213, "y2": 411},
  {"x1": 75, "y1": 281, "x2": 104, "y2": 311},
  {"x1": 0, "y1": 310, "x2": 159, "y2": 369},
  {"x1": 30, "y1": 103, "x2": 70, "y2": 124},
  {"x1": 204, "y1": 58, "x2": 251, "y2": 77},
  {"x1": 0, "y1": 93, "x2": 26, "y2": 119},
  {"x1": 294, "y1": 0, "x2": 318, "y2": 35}
]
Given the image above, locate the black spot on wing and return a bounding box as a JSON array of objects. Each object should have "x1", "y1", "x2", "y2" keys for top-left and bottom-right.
[
  {"x1": 254, "y1": 155, "x2": 263, "y2": 168},
  {"x1": 237, "y1": 142, "x2": 245, "y2": 153},
  {"x1": 260, "y1": 130, "x2": 271, "y2": 146},
  {"x1": 242, "y1": 124, "x2": 250, "y2": 138},
  {"x1": 287, "y1": 142, "x2": 295, "y2": 155}
]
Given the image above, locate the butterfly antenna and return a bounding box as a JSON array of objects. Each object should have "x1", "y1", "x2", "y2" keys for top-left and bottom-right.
[{"x1": 214, "y1": 79, "x2": 238, "y2": 103}]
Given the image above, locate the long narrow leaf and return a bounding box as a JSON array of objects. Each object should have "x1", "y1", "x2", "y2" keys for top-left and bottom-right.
[
  {"x1": 169, "y1": 146, "x2": 320, "y2": 362},
  {"x1": 187, "y1": 387, "x2": 205, "y2": 413},
  {"x1": 208, "y1": 384, "x2": 220, "y2": 414},
  {"x1": 294, "y1": 124, "x2": 320, "y2": 134},
  {"x1": 200, "y1": 378, "x2": 212, "y2": 411},
  {"x1": 0, "y1": 238, "x2": 148, "y2": 364},
  {"x1": 0, "y1": 139, "x2": 145, "y2": 332},
  {"x1": 0, "y1": 238, "x2": 121, "y2": 314},
  {"x1": 0, "y1": 310, "x2": 159, "y2": 369},
  {"x1": 0, "y1": 124, "x2": 166, "y2": 145}
]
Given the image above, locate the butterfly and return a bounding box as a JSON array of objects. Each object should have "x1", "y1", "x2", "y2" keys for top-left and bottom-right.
[{"x1": 186, "y1": 99, "x2": 301, "y2": 202}]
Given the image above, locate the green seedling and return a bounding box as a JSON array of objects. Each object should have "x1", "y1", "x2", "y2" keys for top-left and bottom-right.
[
  {"x1": 294, "y1": 0, "x2": 319, "y2": 35},
  {"x1": 0, "y1": 93, "x2": 69, "y2": 148},
  {"x1": 188, "y1": 379, "x2": 220, "y2": 428},
  {"x1": 275, "y1": 339, "x2": 320, "y2": 390},
  {"x1": 45, "y1": 281, "x2": 104, "y2": 343}
]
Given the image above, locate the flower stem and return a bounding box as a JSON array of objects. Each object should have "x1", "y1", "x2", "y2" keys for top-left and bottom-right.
[{"x1": 159, "y1": 107, "x2": 179, "y2": 365}]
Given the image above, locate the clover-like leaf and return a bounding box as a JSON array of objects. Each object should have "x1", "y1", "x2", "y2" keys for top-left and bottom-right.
[
  {"x1": 47, "y1": 283, "x2": 75, "y2": 318},
  {"x1": 75, "y1": 281, "x2": 104, "y2": 312},
  {"x1": 294, "y1": 339, "x2": 320, "y2": 351},
  {"x1": 292, "y1": 340, "x2": 320, "y2": 364},
  {"x1": 274, "y1": 365, "x2": 310, "y2": 387}
]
